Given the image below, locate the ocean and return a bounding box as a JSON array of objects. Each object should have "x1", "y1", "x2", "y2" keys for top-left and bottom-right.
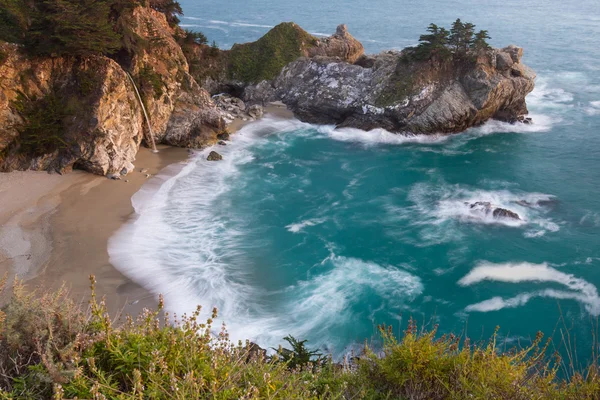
[{"x1": 109, "y1": 0, "x2": 600, "y2": 365}]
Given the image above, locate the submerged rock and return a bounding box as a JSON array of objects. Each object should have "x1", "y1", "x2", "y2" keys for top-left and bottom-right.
[
  {"x1": 468, "y1": 202, "x2": 521, "y2": 220},
  {"x1": 207, "y1": 151, "x2": 223, "y2": 161}
]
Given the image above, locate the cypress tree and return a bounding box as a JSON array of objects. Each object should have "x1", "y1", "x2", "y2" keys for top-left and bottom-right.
[
  {"x1": 416, "y1": 23, "x2": 450, "y2": 59},
  {"x1": 449, "y1": 18, "x2": 464, "y2": 54},
  {"x1": 26, "y1": 0, "x2": 122, "y2": 57},
  {"x1": 471, "y1": 30, "x2": 491, "y2": 51}
]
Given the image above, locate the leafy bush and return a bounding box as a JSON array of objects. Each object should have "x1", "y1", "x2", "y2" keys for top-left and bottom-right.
[
  {"x1": 181, "y1": 29, "x2": 208, "y2": 45},
  {"x1": 0, "y1": 0, "x2": 32, "y2": 44}
]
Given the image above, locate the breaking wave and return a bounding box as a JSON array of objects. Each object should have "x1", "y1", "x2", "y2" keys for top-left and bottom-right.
[{"x1": 459, "y1": 262, "x2": 600, "y2": 315}]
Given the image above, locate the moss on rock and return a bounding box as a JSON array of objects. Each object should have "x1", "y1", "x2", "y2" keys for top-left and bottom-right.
[{"x1": 227, "y1": 22, "x2": 319, "y2": 84}]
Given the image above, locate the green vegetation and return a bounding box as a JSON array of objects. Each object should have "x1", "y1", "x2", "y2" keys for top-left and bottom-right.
[
  {"x1": 0, "y1": 0, "x2": 183, "y2": 58},
  {"x1": 181, "y1": 29, "x2": 208, "y2": 45},
  {"x1": 148, "y1": 0, "x2": 182, "y2": 26},
  {"x1": 1, "y1": 277, "x2": 600, "y2": 399},
  {"x1": 10, "y1": 91, "x2": 72, "y2": 157},
  {"x1": 25, "y1": 0, "x2": 122, "y2": 57},
  {"x1": 0, "y1": 0, "x2": 32, "y2": 44},
  {"x1": 228, "y1": 22, "x2": 318, "y2": 84},
  {"x1": 414, "y1": 19, "x2": 492, "y2": 60}
]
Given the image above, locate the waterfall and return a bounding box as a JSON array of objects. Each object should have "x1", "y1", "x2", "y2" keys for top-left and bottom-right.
[{"x1": 126, "y1": 72, "x2": 159, "y2": 153}]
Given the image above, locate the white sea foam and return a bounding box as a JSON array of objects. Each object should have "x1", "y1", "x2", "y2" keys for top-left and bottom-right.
[
  {"x1": 109, "y1": 117, "x2": 425, "y2": 355},
  {"x1": 286, "y1": 218, "x2": 327, "y2": 233},
  {"x1": 407, "y1": 182, "x2": 558, "y2": 231},
  {"x1": 316, "y1": 125, "x2": 448, "y2": 146},
  {"x1": 584, "y1": 101, "x2": 600, "y2": 116},
  {"x1": 459, "y1": 262, "x2": 600, "y2": 315}
]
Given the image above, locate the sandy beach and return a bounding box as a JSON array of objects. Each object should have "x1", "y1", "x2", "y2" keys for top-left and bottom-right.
[
  {"x1": 0, "y1": 145, "x2": 189, "y2": 315},
  {"x1": 0, "y1": 105, "x2": 292, "y2": 315}
]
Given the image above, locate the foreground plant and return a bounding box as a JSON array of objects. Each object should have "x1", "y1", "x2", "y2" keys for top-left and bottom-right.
[{"x1": 1, "y1": 275, "x2": 599, "y2": 399}]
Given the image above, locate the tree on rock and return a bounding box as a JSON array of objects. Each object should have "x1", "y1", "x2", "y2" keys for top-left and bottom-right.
[
  {"x1": 148, "y1": 0, "x2": 182, "y2": 26},
  {"x1": 449, "y1": 18, "x2": 465, "y2": 54},
  {"x1": 416, "y1": 23, "x2": 450, "y2": 59},
  {"x1": 471, "y1": 30, "x2": 491, "y2": 52}
]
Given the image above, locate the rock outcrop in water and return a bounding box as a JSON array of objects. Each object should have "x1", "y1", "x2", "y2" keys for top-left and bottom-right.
[
  {"x1": 242, "y1": 41, "x2": 536, "y2": 133},
  {"x1": 469, "y1": 202, "x2": 521, "y2": 220}
]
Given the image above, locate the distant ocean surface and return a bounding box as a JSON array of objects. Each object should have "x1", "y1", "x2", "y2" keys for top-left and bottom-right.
[{"x1": 109, "y1": 0, "x2": 600, "y2": 363}]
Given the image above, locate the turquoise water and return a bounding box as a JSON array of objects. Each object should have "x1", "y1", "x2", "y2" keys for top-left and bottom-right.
[{"x1": 110, "y1": 0, "x2": 600, "y2": 364}]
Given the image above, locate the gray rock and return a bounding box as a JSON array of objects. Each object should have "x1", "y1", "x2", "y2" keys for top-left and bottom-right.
[
  {"x1": 247, "y1": 104, "x2": 264, "y2": 119},
  {"x1": 207, "y1": 151, "x2": 223, "y2": 161},
  {"x1": 495, "y1": 52, "x2": 514, "y2": 71}
]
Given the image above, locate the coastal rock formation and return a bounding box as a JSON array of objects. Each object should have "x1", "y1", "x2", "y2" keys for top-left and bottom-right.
[
  {"x1": 307, "y1": 24, "x2": 364, "y2": 64},
  {"x1": 0, "y1": 5, "x2": 225, "y2": 175},
  {"x1": 0, "y1": 45, "x2": 143, "y2": 175},
  {"x1": 213, "y1": 94, "x2": 265, "y2": 124},
  {"x1": 243, "y1": 43, "x2": 536, "y2": 133},
  {"x1": 185, "y1": 23, "x2": 364, "y2": 94}
]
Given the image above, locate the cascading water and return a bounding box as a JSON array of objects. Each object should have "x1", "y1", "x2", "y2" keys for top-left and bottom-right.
[{"x1": 126, "y1": 72, "x2": 159, "y2": 153}]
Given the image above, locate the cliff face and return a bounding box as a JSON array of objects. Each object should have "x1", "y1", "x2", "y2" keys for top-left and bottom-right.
[
  {"x1": 0, "y1": 6, "x2": 224, "y2": 176},
  {"x1": 0, "y1": 44, "x2": 143, "y2": 175},
  {"x1": 243, "y1": 43, "x2": 536, "y2": 134}
]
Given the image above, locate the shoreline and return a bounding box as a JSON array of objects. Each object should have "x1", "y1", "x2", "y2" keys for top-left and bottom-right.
[{"x1": 0, "y1": 106, "x2": 293, "y2": 315}]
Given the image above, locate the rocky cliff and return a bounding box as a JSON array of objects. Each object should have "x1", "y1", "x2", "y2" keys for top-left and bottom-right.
[
  {"x1": 0, "y1": 5, "x2": 224, "y2": 176},
  {"x1": 0, "y1": 12, "x2": 536, "y2": 176},
  {"x1": 242, "y1": 43, "x2": 536, "y2": 133}
]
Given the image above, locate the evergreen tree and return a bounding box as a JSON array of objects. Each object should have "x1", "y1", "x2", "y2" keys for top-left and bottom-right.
[
  {"x1": 471, "y1": 30, "x2": 491, "y2": 51},
  {"x1": 26, "y1": 0, "x2": 122, "y2": 57},
  {"x1": 149, "y1": 0, "x2": 182, "y2": 25},
  {"x1": 449, "y1": 18, "x2": 464, "y2": 54},
  {"x1": 461, "y1": 22, "x2": 476, "y2": 53},
  {"x1": 416, "y1": 23, "x2": 450, "y2": 59}
]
